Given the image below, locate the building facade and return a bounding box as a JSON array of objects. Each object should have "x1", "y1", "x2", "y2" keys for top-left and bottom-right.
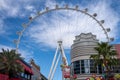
[
  {"x1": 30, "y1": 59, "x2": 48, "y2": 80},
  {"x1": 0, "y1": 57, "x2": 33, "y2": 80},
  {"x1": 70, "y1": 33, "x2": 120, "y2": 80},
  {"x1": 41, "y1": 73, "x2": 48, "y2": 80},
  {"x1": 18, "y1": 59, "x2": 33, "y2": 80},
  {"x1": 30, "y1": 59, "x2": 41, "y2": 80}
]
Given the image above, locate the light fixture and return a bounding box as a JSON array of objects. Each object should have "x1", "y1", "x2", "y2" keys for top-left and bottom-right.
[
  {"x1": 29, "y1": 16, "x2": 32, "y2": 20},
  {"x1": 65, "y1": 4, "x2": 68, "y2": 9},
  {"x1": 16, "y1": 31, "x2": 22, "y2": 35},
  {"x1": 37, "y1": 11, "x2": 41, "y2": 15},
  {"x1": 83, "y1": 8, "x2": 88, "y2": 12},
  {"x1": 55, "y1": 5, "x2": 59, "y2": 9},
  {"x1": 93, "y1": 13, "x2": 97, "y2": 17},
  {"x1": 46, "y1": 7, "x2": 49, "y2": 11},
  {"x1": 22, "y1": 23, "x2": 27, "y2": 28},
  {"x1": 75, "y1": 5, "x2": 79, "y2": 10},
  {"x1": 106, "y1": 28, "x2": 110, "y2": 32},
  {"x1": 14, "y1": 40, "x2": 19, "y2": 44},
  {"x1": 110, "y1": 38, "x2": 114, "y2": 41},
  {"x1": 100, "y1": 20, "x2": 105, "y2": 24}
]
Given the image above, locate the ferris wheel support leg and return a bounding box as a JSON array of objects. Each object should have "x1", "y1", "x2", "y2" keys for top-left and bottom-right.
[
  {"x1": 50, "y1": 52, "x2": 61, "y2": 80},
  {"x1": 61, "y1": 44, "x2": 68, "y2": 66},
  {"x1": 48, "y1": 45, "x2": 59, "y2": 80},
  {"x1": 58, "y1": 41, "x2": 68, "y2": 66}
]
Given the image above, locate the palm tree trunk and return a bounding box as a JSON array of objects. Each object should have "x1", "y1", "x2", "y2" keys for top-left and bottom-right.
[
  {"x1": 104, "y1": 60, "x2": 110, "y2": 80},
  {"x1": 103, "y1": 59, "x2": 108, "y2": 80}
]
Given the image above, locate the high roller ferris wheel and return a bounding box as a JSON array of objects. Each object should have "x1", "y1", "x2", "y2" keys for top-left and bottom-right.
[{"x1": 14, "y1": 4, "x2": 114, "y2": 80}]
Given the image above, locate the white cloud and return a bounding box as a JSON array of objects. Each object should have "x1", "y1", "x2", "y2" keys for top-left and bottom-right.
[
  {"x1": 0, "y1": 45, "x2": 13, "y2": 51},
  {"x1": 0, "y1": 0, "x2": 39, "y2": 17},
  {"x1": 0, "y1": 0, "x2": 39, "y2": 34},
  {"x1": 0, "y1": 0, "x2": 20, "y2": 17},
  {"x1": 25, "y1": 5, "x2": 35, "y2": 11},
  {"x1": 0, "y1": 0, "x2": 119, "y2": 48},
  {"x1": 27, "y1": 1, "x2": 119, "y2": 48},
  {"x1": 45, "y1": 0, "x2": 57, "y2": 8},
  {"x1": 88, "y1": 1, "x2": 119, "y2": 38}
]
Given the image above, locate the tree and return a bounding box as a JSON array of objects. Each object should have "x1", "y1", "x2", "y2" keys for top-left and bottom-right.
[
  {"x1": 90, "y1": 42, "x2": 118, "y2": 79},
  {"x1": 0, "y1": 49, "x2": 24, "y2": 78}
]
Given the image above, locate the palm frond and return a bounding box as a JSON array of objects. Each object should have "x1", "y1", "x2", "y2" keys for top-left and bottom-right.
[{"x1": 0, "y1": 48, "x2": 24, "y2": 77}]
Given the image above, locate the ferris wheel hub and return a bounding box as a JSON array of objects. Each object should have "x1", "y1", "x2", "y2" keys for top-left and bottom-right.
[{"x1": 57, "y1": 40, "x2": 63, "y2": 44}]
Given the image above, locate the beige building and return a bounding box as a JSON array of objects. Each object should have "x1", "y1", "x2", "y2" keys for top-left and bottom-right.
[
  {"x1": 30, "y1": 59, "x2": 48, "y2": 80},
  {"x1": 70, "y1": 33, "x2": 120, "y2": 80},
  {"x1": 30, "y1": 59, "x2": 41, "y2": 80}
]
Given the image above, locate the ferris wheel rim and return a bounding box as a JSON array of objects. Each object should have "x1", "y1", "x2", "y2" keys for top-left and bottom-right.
[{"x1": 14, "y1": 5, "x2": 111, "y2": 53}]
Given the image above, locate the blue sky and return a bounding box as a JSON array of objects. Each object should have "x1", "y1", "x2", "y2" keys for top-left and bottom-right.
[{"x1": 0, "y1": 0, "x2": 120, "y2": 80}]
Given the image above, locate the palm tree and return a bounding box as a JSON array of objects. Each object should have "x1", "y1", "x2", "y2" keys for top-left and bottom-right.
[
  {"x1": 90, "y1": 42, "x2": 118, "y2": 79},
  {"x1": 0, "y1": 49, "x2": 24, "y2": 78}
]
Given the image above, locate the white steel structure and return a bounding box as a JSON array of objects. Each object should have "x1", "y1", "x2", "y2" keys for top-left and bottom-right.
[
  {"x1": 14, "y1": 4, "x2": 113, "y2": 80},
  {"x1": 48, "y1": 41, "x2": 68, "y2": 80},
  {"x1": 14, "y1": 4, "x2": 113, "y2": 53}
]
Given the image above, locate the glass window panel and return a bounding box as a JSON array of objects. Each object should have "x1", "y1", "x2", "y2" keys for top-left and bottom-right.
[
  {"x1": 84, "y1": 60, "x2": 90, "y2": 74},
  {"x1": 90, "y1": 59, "x2": 97, "y2": 73},
  {"x1": 81, "y1": 60, "x2": 85, "y2": 73},
  {"x1": 73, "y1": 61, "x2": 80, "y2": 74},
  {"x1": 98, "y1": 64, "x2": 102, "y2": 74}
]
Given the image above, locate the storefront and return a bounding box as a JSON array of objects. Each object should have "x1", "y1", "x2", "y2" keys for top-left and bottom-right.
[{"x1": 0, "y1": 59, "x2": 33, "y2": 80}]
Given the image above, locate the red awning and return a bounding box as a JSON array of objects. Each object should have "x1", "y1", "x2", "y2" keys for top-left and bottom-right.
[
  {"x1": 16, "y1": 60, "x2": 33, "y2": 75},
  {"x1": 114, "y1": 44, "x2": 120, "y2": 59}
]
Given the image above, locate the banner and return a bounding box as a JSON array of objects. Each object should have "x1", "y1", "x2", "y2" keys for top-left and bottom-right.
[{"x1": 63, "y1": 66, "x2": 70, "y2": 78}]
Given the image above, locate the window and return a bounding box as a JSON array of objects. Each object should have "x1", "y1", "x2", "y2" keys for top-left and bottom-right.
[
  {"x1": 72, "y1": 59, "x2": 120, "y2": 74},
  {"x1": 21, "y1": 73, "x2": 24, "y2": 77},
  {"x1": 113, "y1": 65, "x2": 120, "y2": 73},
  {"x1": 90, "y1": 60, "x2": 97, "y2": 73},
  {"x1": 84, "y1": 60, "x2": 90, "y2": 74},
  {"x1": 98, "y1": 64, "x2": 102, "y2": 74},
  {"x1": 81, "y1": 60, "x2": 85, "y2": 73},
  {"x1": 73, "y1": 61, "x2": 80, "y2": 74}
]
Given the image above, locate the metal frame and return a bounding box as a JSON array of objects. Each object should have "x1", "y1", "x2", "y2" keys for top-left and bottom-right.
[
  {"x1": 14, "y1": 5, "x2": 112, "y2": 53},
  {"x1": 48, "y1": 41, "x2": 68, "y2": 80},
  {"x1": 14, "y1": 4, "x2": 113, "y2": 80}
]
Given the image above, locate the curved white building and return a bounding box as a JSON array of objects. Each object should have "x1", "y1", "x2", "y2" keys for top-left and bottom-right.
[{"x1": 70, "y1": 33, "x2": 120, "y2": 80}]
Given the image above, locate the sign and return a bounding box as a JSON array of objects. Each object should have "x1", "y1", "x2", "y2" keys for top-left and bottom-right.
[{"x1": 63, "y1": 66, "x2": 70, "y2": 78}]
